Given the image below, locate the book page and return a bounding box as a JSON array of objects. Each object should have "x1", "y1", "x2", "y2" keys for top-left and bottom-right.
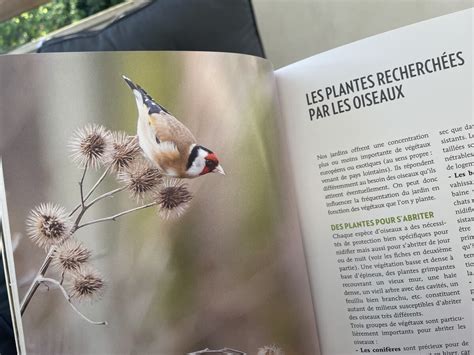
[
  {"x1": 276, "y1": 8, "x2": 473, "y2": 355},
  {"x1": 0, "y1": 51, "x2": 318, "y2": 354}
]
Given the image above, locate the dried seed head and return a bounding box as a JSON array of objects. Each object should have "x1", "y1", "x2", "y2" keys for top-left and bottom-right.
[
  {"x1": 26, "y1": 203, "x2": 72, "y2": 249},
  {"x1": 155, "y1": 179, "x2": 192, "y2": 220},
  {"x1": 69, "y1": 124, "x2": 112, "y2": 168},
  {"x1": 257, "y1": 345, "x2": 285, "y2": 355},
  {"x1": 52, "y1": 239, "x2": 91, "y2": 273},
  {"x1": 69, "y1": 267, "x2": 105, "y2": 302},
  {"x1": 118, "y1": 159, "x2": 163, "y2": 201},
  {"x1": 107, "y1": 132, "x2": 141, "y2": 172}
]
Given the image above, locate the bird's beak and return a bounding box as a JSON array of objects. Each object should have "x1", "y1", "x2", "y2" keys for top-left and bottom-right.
[{"x1": 214, "y1": 165, "x2": 225, "y2": 175}]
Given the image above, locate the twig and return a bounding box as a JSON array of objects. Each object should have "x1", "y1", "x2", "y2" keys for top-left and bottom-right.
[
  {"x1": 21, "y1": 161, "x2": 149, "y2": 317},
  {"x1": 86, "y1": 186, "x2": 126, "y2": 209},
  {"x1": 79, "y1": 166, "x2": 88, "y2": 209},
  {"x1": 20, "y1": 248, "x2": 55, "y2": 314},
  {"x1": 38, "y1": 277, "x2": 107, "y2": 326},
  {"x1": 85, "y1": 165, "x2": 111, "y2": 201},
  {"x1": 71, "y1": 185, "x2": 127, "y2": 234},
  {"x1": 20, "y1": 186, "x2": 136, "y2": 315},
  {"x1": 77, "y1": 202, "x2": 157, "y2": 230},
  {"x1": 21, "y1": 186, "x2": 126, "y2": 314},
  {"x1": 69, "y1": 165, "x2": 111, "y2": 217}
]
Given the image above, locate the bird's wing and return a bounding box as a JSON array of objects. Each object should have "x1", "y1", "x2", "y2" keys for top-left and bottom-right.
[{"x1": 151, "y1": 111, "x2": 197, "y2": 154}]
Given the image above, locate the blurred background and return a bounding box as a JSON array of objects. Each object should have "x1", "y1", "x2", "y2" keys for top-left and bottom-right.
[
  {"x1": 0, "y1": 0, "x2": 125, "y2": 53},
  {"x1": 254, "y1": 0, "x2": 473, "y2": 68},
  {"x1": 0, "y1": 51, "x2": 317, "y2": 354},
  {"x1": 0, "y1": 0, "x2": 472, "y2": 66}
]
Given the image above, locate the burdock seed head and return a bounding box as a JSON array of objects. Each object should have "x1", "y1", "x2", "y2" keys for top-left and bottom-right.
[
  {"x1": 107, "y1": 132, "x2": 141, "y2": 172},
  {"x1": 52, "y1": 239, "x2": 91, "y2": 273},
  {"x1": 69, "y1": 266, "x2": 105, "y2": 302},
  {"x1": 257, "y1": 345, "x2": 285, "y2": 355},
  {"x1": 69, "y1": 124, "x2": 112, "y2": 168},
  {"x1": 155, "y1": 179, "x2": 192, "y2": 220},
  {"x1": 118, "y1": 159, "x2": 163, "y2": 201},
  {"x1": 26, "y1": 203, "x2": 73, "y2": 249}
]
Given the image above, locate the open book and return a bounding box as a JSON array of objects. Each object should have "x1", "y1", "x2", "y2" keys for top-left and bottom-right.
[{"x1": 0, "y1": 8, "x2": 472, "y2": 355}]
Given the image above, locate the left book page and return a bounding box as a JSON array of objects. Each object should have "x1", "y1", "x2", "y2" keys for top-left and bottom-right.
[{"x1": 0, "y1": 51, "x2": 318, "y2": 354}]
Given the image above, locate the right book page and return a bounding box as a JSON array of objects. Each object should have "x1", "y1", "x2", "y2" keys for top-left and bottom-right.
[{"x1": 276, "y1": 8, "x2": 473, "y2": 355}]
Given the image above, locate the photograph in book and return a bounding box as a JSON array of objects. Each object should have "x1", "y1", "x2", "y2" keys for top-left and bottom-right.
[
  {"x1": 0, "y1": 52, "x2": 318, "y2": 354},
  {"x1": 276, "y1": 8, "x2": 473, "y2": 355}
]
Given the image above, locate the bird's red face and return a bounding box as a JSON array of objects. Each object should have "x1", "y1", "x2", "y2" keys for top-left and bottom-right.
[{"x1": 200, "y1": 152, "x2": 221, "y2": 176}]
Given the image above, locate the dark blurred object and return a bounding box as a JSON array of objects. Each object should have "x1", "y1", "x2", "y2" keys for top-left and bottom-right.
[
  {"x1": 75, "y1": 0, "x2": 125, "y2": 17},
  {"x1": 37, "y1": 0, "x2": 265, "y2": 57},
  {"x1": 0, "y1": 255, "x2": 16, "y2": 355},
  {"x1": 0, "y1": 0, "x2": 126, "y2": 53}
]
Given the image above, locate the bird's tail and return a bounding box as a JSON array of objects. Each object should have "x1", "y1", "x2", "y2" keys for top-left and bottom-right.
[
  {"x1": 122, "y1": 75, "x2": 148, "y2": 102},
  {"x1": 122, "y1": 75, "x2": 137, "y2": 90},
  {"x1": 122, "y1": 75, "x2": 170, "y2": 115}
]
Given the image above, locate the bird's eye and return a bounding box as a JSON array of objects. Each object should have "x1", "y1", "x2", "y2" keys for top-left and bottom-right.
[{"x1": 205, "y1": 159, "x2": 215, "y2": 168}]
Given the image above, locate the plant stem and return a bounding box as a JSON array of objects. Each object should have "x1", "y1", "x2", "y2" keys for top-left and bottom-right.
[
  {"x1": 86, "y1": 186, "x2": 126, "y2": 209},
  {"x1": 79, "y1": 166, "x2": 87, "y2": 209},
  {"x1": 84, "y1": 165, "x2": 111, "y2": 201},
  {"x1": 20, "y1": 187, "x2": 147, "y2": 315},
  {"x1": 38, "y1": 277, "x2": 107, "y2": 326},
  {"x1": 77, "y1": 202, "x2": 157, "y2": 230},
  {"x1": 21, "y1": 170, "x2": 145, "y2": 317},
  {"x1": 22, "y1": 167, "x2": 90, "y2": 314},
  {"x1": 69, "y1": 165, "x2": 111, "y2": 217},
  {"x1": 21, "y1": 187, "x2": 120, "y2": 315},
  {"x1": 20, "y1": 248, "x2": 55, "y2": 314}
]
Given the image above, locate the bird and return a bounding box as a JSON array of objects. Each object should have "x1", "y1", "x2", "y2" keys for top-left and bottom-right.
[{"x1": 122, "y1": 75, "x2": 225, "y2": 179}]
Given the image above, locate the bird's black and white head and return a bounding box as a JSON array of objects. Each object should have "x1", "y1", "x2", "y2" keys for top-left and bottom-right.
[{"x1": 185, "y1": 144, "x2": 225, "y2": 178}]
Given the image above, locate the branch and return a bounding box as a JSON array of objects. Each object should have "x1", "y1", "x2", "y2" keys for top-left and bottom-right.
[
  {"x1": 69, "y1": 165, "x2": 111, "y2": 217},
  {"x1": 77, "y1": 202, "x2": 157, "y2": 230},
  {"x1": 20, "y1": 247, "x2": 55, "y2": 314},
  {"x1": 22, "y1": 166, "x2": 133, "y2": 316},
  {"x1": 70, "y1": 186, "x2": 127, "y2": 234},
  {"x1": 85, "y1": 165, "x2": 111, "y2": 201},
  {"x1": 86, "y1": 186, "x2": 126, "y2": 209},
  {"x1": 79, "y1": 165, "x2": 88, "y2": 209},
  {"x1": 38, "y1": 277, "x2": 107, "y2": 326},
  {"x1": 22, "y1": 166, "x2": 127, "y2": 316}
]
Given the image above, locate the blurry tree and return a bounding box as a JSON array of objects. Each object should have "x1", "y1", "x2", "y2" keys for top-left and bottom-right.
[{"x1": 0, "y1": 0, "x2": 125, "y2": 53}]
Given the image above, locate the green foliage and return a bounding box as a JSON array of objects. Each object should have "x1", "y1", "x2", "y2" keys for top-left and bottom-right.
[{"x1": 0, "y1": 0, "x2": 125, "y2": 53}]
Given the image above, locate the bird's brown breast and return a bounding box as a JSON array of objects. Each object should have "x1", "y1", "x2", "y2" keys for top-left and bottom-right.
[{"x1": 152, "y1": 146, "x2": 190, "y2": 177}]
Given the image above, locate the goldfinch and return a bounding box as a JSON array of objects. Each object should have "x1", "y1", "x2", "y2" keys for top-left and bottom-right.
[{"x1": 122, "y1": 75, "x2": 225, "y2": 179}]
